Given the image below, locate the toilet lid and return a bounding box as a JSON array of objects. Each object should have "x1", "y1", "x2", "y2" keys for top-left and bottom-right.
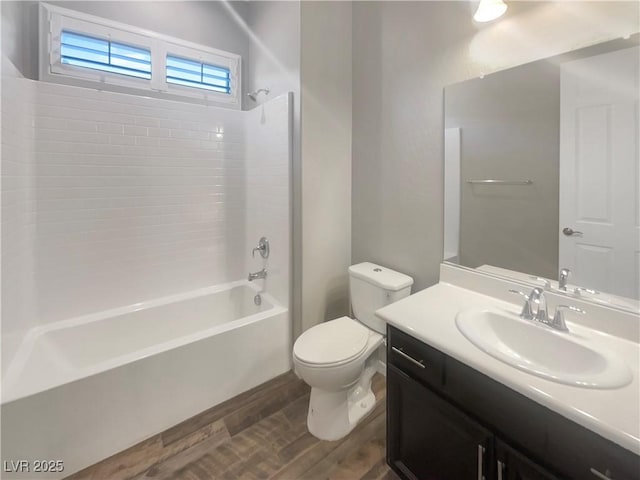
[{"x1": 294, "y1": 316, "x2": 369, "y2": 365}]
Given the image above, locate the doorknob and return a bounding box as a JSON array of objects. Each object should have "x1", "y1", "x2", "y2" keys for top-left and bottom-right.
[{"x1": 562, "y1": 227, "x2": 583, "y2": 236}]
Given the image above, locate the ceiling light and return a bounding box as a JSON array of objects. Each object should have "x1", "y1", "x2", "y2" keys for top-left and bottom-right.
[{"x1": 474, "y1": 0, "x2": 508, "y2": 23}]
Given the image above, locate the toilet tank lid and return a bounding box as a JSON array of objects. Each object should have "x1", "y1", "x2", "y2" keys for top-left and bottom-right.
[{"x1": 349, "y1": 262, "x2": 414, "y2": 291}]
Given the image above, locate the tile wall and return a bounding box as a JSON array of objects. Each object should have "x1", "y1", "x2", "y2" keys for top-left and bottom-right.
[
  {"x1": 244, "y1": 94, "x2": 291, "y2": 307},
  {"x1": 1, "y1": 77, "x2": 290, "y2": 338},
  {"x1": 1, "y1": 75, "x2": 36, "y2": 366}
]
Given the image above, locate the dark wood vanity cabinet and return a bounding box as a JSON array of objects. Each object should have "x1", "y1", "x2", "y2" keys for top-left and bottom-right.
[
  {"x1": 386, "y1": 326, "x2": 640, "y2": 480},
  {"x1": 388, "y1": 364, "x2": 493, "y2": 480}
]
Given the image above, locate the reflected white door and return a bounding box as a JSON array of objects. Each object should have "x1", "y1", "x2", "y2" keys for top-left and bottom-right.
[
  {"x1": 444, "y1": 127, "x2": 461, "y2": 262},
  {"x1": 559, "y1": 46, "x2": 640, "y2": 300}
]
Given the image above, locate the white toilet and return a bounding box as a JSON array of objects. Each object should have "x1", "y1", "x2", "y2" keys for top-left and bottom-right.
[{"x1": 293, "y1": 262, "x2": 413, "y2": 441}]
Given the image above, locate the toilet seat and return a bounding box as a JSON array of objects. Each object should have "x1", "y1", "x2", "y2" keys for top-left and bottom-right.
[{"x1": 293, "y1": 316, "x2": 371, "y2": 367}]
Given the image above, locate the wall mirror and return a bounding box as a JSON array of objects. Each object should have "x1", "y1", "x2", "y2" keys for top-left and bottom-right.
[{"x1": 443, "y1": 34, "x2": 640, "y2": 313}]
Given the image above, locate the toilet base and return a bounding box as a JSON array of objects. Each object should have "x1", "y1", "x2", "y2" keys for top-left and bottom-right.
[{"x1": 306, "y1": 365, "x2": 377, "y2": 441}]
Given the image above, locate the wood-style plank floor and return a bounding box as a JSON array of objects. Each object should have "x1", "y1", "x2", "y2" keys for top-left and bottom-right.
[{"x1": 66, "y1": 371, "x2": 398, "y2": 480}]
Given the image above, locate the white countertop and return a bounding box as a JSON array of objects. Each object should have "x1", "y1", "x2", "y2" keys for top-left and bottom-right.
[{"x1": 376, "y1": 280, "x2": 640, "y2": 456}]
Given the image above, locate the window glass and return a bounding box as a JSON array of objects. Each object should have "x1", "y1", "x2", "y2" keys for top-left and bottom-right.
[{"x1": 61, "y1": 31, "x2": 151, "y2": 79}]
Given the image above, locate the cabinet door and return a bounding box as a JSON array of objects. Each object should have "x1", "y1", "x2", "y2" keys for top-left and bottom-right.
[
  {"x1": 387, "y1": 364, "x2": 493, "y2": 480},
  {"x1": 496, "y1": 440, "x2": 562, "y2": 480},
  {"x1": 546, "y1": 413, "x2": 640, "y2": 480}
]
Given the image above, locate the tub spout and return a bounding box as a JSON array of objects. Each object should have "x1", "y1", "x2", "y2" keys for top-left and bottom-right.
[{"x1": 248, "y1": 268, "x2": 267, "y2": 281}]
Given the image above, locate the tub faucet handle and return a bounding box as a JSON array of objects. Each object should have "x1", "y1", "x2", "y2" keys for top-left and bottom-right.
[{"x1": 252, "y1": 237, "x2": 270, "y2": 259}]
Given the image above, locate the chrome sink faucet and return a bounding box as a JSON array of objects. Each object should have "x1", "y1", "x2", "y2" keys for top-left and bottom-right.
[
  {"x1": 558, "y1": 268, "x2": 570, "y2": 291},
  {"x1": 528, "y1": 287, "x2": 548, "y2": 323},
  {"x1": 248, "y1": 268, "x2": 267, "y2": 282},
  {"x1": 509, "y1": 287, "x2": 584, "y2": 332},
  {"x1": 510, "y1": 287, "x2": 548, "y2": 323}
]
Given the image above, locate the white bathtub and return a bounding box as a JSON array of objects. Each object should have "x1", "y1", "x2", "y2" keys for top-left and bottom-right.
[{"x1": 1, "y1": 281, "x2": 291, "y2": 479}]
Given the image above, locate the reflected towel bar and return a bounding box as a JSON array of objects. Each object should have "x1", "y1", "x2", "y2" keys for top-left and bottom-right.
[{"x1": 466, "y1": 179, "x2": 533, "y2": 185}]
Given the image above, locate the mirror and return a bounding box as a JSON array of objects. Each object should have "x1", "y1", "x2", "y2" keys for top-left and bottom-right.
[{"x1": 444, "y1": 35, "x2": 640, "y2": 313}]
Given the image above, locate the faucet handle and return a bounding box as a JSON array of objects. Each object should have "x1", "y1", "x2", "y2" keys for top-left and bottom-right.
[
  {"x1": 252, "y1": 237, "x2": 270, "y2": 259},
  {"x1": 573, "y1": 286, "x2": 600, "y2": 296},
  {"x1": 509, "y1": 289, "x2": 529, "y2": 299},
  {"x1": 551, "y1": 305, "x2": 585, "y2": 332},
  {"x1": 528, "y1": 276, "x2": 552, "y2": 290},
  {"x1": 509, "y1": 289, "x2": 533, "y2": 319}
]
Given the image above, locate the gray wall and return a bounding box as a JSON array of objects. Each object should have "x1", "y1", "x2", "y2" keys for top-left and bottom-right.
[
  {"x1": 447, "y1": 61, "x2": 560, "y2": 279},
  {"x1": 352, "y1": 1, "x2": 475, "y2": 293},
  {"x1": 241, "y1": 1, "x2": 302, "y2": 336},
  {"x1": 1, "y1": 1, "x2": 38, "y2": 78},
  {"x1": 300, "y1": 1, "x2": 352, "y2": 335},
  {"x1": 352, "y1": 1, "x2": 640, "y2": 292},
  {"x1": 244, "y1": 1, "x2": 299, "y2": 106}
]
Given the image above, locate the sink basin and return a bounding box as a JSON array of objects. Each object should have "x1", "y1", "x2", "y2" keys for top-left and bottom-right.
[{"x1": 455, "y1": 308, "x2": 632, "y2": 389}]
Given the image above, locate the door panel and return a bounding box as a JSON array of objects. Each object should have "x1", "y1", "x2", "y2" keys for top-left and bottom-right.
[
  {"x1": 387, "y1": 364, "x2": 492, "y2": 480},
  {"x1": 496, "y1": 439, "x2": 561, "y2": 480},
  {"x1": 575, "y1": 104, "x2": 613, "y2": 223},
  {"x1": 559, "y1": 46, "x2": 640, "y2": 299}
]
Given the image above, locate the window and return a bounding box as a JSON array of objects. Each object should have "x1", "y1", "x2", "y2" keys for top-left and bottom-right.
[
  {"x1": 40, "y1": 3, "x2": 241, "y2": 108},
  {"x1": 60, "y1": 31, "x2": 152, "y2": 80},
  {"x1": 166, "y1": 56, "x2": 230, "y2": 93}
]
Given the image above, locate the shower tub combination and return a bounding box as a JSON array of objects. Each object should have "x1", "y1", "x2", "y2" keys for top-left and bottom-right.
[{"x1": 1, "y1": 282, "x2": 291, "y2": 479}]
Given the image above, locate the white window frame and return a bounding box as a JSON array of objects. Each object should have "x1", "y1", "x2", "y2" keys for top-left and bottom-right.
[
  {"x1": 164, "y1": 43, "x2": 237, "y2": 99},
  {"x1": 39, "y1": 3, "x2": 241, "y2": 108}
]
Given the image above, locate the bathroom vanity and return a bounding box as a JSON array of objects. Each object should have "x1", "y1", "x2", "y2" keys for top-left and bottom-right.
[{"x1": 377, "y1": 265, "x2": 640, "y2": 480}]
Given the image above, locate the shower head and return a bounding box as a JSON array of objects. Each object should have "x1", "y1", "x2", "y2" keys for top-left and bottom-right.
[{"x1": 247, "y1": 88, "x2": 270, "y2": 101}]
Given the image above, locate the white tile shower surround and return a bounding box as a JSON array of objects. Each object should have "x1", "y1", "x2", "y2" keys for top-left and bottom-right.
[
  {"x1": 1, "y1": 76, "x2": 37, "y2": 367},
  {"x1": 1, "y1": 77, "x2": 291, "y2": 358},
  {"x1": 244, "y1": 99, "x2": 291, "y2": 307}
]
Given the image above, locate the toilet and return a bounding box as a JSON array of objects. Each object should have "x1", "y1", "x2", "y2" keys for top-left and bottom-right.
[{"x1": 293, "y1": 262, "x2": 413, "y2": 441}]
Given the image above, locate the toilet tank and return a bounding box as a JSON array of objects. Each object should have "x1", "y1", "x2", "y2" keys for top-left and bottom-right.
[{"x1": 348, "y1": 262, "x2": 414, "y2": 334}]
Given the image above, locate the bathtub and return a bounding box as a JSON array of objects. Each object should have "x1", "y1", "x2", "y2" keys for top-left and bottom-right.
[{"x1": 1, "y1": 281, "x2": 291, "y2": 479}]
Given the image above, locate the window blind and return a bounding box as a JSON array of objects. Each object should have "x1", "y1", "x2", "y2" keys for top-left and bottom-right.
[
  {"x1": 61, "y1": 31, "x2": 152, "y2": 79},
  {"x1": 166, "y1": 55, "x2": 231, "y2": 93}
]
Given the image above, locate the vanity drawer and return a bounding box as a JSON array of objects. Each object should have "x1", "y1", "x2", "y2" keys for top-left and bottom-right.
[{"x1": 388, "y1": 326, "x2": 444, "y2": 388}]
